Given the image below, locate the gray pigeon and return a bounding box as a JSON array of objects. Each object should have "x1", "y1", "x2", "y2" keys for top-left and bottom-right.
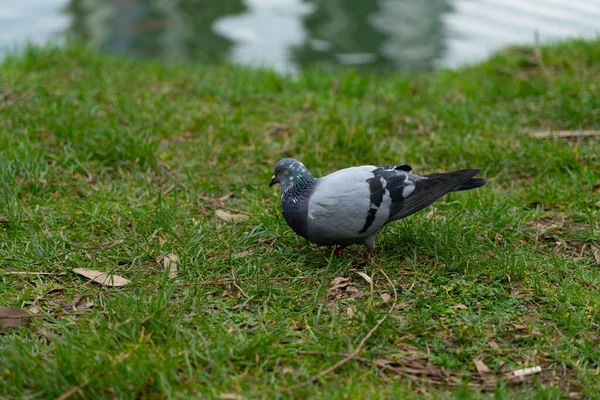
[{"x1": 269, "y1": 158, "x2": 486, "y2": 252}]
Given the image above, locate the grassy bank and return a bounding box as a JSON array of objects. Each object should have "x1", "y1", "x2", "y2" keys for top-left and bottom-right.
[{"x1": 0, "y1": 39, "x2": 599, "y2": 398}]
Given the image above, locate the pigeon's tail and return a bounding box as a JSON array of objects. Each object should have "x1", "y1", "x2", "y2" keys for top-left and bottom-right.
[
  {"x1": 452, "y1": 177, "x2": 487, "y2": 192},
  {"x1": 424, "y1": 172, "x2": 487, "y2": 192},
  {"x1": 389, "y1": 169, "x2": 485, "y2": 221}
]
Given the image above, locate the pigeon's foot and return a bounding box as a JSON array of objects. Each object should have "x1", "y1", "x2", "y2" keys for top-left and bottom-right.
[
  {"x1": 364, "y1": 249, "x2": 375, "y2": 263},
  {"x1": 357, "y1": 248, "x2": 375, "y2": 263},
  {"x1": 334, "y1": 245, "x2": 349, "y2": 256}
]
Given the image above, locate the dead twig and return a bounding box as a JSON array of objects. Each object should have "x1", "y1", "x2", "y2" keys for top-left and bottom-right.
[
  {"x1": 72, "y1": 157, "x2": 95, "y2": 184},
  {"x1": 231, "y1": 269, "x2": 250, "y2": 299},
  {"x1": 160, "y1": 162, "x2": 194, "y2": 193},
  {"x1": 0, "y1": 271, "x2": 67, "y2": 276},
  {"x1": 0, "y1": 311, "x2": 99, "y2": 320},
  {"x1": 159, "y1": 161, "x2": 250, "y2": 216},
  {"x1": 198, "y1": 195, "x2": 251, "y2": 216},
  {"x1": 256, "y1": 269, "x2": 398, "y2": 395},
  {"x1": 36, "y1": 237, "x2": 128, "y2": 264},
  {"x1": 530, "y1": 130, "x2": 600, "y2": 139},
  {"x1": 173, "y1": 276, "x2": 309, "y2": 287},
  {"x1": 55, "y1": 379, "x2": 90, "y2": 400},
  {"x1": 533, "y1": 30, "x2": 552, "y2": 82},
  {"x1": 295, "y1": 350, "x2": 442, "y2": 386},
  {"x1": 31, "y1": 288, "x2": 66, "y2": 306},
  {"x1": 140, "y1": 304, "x2": 169, "y2": 326}
]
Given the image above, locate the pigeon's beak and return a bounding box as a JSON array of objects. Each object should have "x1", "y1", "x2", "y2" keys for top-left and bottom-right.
[{"x1": 269, "y1": 175, "x2": 277, "y2": 187}]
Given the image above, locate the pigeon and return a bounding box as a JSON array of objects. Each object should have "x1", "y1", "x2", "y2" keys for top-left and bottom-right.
[{"x1": 269, "y1": 158, "x2": 486, "y2": 252}]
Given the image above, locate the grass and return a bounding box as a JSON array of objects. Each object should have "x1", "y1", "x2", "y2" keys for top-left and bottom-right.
[{"x1": 0, "y1": 39, "x2": 599, "y2": 399}]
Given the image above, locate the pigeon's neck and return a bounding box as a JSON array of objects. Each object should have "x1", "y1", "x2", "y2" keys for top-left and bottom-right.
[
  {"x1": 281, "y1": 173, "x2": 315, "y2": 198},
  {"x1": 280, "y1": 175, "x2": 316, "y2": 238}
]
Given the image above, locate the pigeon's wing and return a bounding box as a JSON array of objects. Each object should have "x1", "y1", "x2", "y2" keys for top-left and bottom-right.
[
  {"x1": 387, "y1": 169, "x2": 482, "y2": 221},
  {"x1": 307, "y1": 166, "x2": 414, "y2": 242}
]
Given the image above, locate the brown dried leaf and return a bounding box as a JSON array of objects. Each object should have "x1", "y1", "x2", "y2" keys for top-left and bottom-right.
[
  {"x1": 72, "y1": 295, "x2": 94, "y2": 310},
  {"x1": 73, "y1": 268, "x2": 130, "y2": 287},
  {"x1": 488, "y1": 339, "x2": 499, "y2": 349},
  {"x1": 329, "y1": 277, "x2": 352, "y2": 291},
  {"x1": 380, "y1": 292, "x2": 392, "y2": 303},
  {"x1": 592, "y1": 246, "x2": 600, "y2": 265},
  {"x1": 506, "y1": 366, "x2": 542, "y2": 379},
  {"x1": 215, "y1": 209, "x2": 249, "y2": 223},
  {"x1": 162, "y1": 253, "x2": 179, "y2": 279},
  {"x1": 357, "y1": 271, "x2": 374, "y2": 291},
  {"x1": 510, "y1": 323, "x2": 527, "y2": 331},
  {"x1": 217, "y1": 393, "x2": 245, "y2": 400},
  {"x1": 346, "y1": 306, "x2": 356, "y2": 318},
  {"x1": 328, "y1": 277, "x2": 363, "y2": 302},
  {"x1": 452, "y1": 304, "x2": 468, "y2": 310},
  {"x1": 280, "y1": 367, "x2": 301, "y2": 375},
  {"x1": 0, "y1": 306, "x2": 32, "y2": 328},
  {"x1": 28, "y1": 305, "x2": 41, "y2": 314},
  {"x1": 473, "y1": 357, "x2": 492, "y2": 375},
  {"x1": 345, "y1": 286, "x2": 363, "y2": 298}
]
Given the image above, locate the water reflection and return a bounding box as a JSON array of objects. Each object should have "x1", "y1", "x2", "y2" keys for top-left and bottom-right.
[
  {"x1": 214, "y1": 0, "x2": 313, "y2": 73},
  {"x1": 290, "y1": 0, "x2": 454, "y2": 72},
  {"x1": 64, "y1": 0, "x2": 456, "y2": 72},
  {"x1": 291, "y1": 0, "x2": 388, "y2": 72},
  {"x1": 65, "y1": 0, "x2": 246, "y2": 63},
  {"x1": 373, "y1": 0, "x2": 453, "y2": 70},
  {"x1": 3, "y1": 0, "x2": 598, "y2": 73}
]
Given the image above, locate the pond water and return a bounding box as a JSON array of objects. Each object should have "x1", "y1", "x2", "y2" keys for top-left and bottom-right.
[{"x1": 1, "y1": 0, "x2": 599, "y2": 73}]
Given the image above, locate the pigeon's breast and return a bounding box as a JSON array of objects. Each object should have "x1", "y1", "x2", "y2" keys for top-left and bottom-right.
[{"x1": 281, "y1": 186, "x2": 312, "y2": 239}]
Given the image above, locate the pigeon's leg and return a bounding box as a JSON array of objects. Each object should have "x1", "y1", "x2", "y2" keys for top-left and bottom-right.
[
  {"x1": 358, "y1": 236, "x2": 376, "y2": 261},
  {"x1": 334, "y1": 245, "x2": 349, "y2": 256},
  {"x1": 363, "y1": 236, "x2": 376, "y2": 252}
]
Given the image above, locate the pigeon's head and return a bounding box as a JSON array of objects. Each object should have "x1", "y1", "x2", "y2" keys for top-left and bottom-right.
[{"x1": 269, "y1": 158, "x2": 312, "y2": 188}]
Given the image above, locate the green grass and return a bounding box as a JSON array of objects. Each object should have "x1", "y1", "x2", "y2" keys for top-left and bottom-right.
[{"x1": 0, "y1": 39, "x2": 599, "y2": 399}]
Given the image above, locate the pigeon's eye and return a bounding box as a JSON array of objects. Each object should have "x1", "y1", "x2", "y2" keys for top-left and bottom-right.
[{"x1": 276, "y1": 167, "x2": 282, "y2": 173}]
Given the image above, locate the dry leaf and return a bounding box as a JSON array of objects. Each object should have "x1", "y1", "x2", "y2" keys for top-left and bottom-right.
[
  {"x1": 346, "y1": 306, "x2": 356, "y2": 318},
  {"x1": 380, "y1": 292, "x2": 392, "y2": 303},
  {"x1": 328, "y1": 277, "x2": 363, "y2": 302},
  {"x1": 473, "y1": 357, "x2": 492, "y2": 375},
  {"x1": 73, "y1": 268, "x2": 130, "y2": 287},
  {"x1": 329, "y1": 277, "x2": 352, "y2": 291},
  {"x1": 452, "y1": 304, "x2": 468, "y2": 310},
  {"x1": 280, "y1": 367, "x2": 301, "y2": 375},
  {"x1": 215, "y1": 209, "x2": 249, "y2": 223},
  {"x1": 488, "y1": 339, "x2": 499, "y2": 349},
  {"x1": 593, "y1": 246, "x2": 600, "y2": 264},
  {"x1": 217, "y1": 393, "x2": 245, "y2": 400},
  {"x1": 506, "y1": 366, "x2": 542, "y2": 378},
  {"x1": 0, "y1": 306, "x2": 32, "y2": 328},
  {"x1": 162, "y1": 253, "x2": 179, "y2": 279},
  {"x1": 72, "y1": 295, "x2": 94, "y2": 310},
  {"x1": 28, "y1": 305, "x2": 41, "y2": 314},
  {"x1": 357, "y1": 272, "x2": 373, "y2": 289}
]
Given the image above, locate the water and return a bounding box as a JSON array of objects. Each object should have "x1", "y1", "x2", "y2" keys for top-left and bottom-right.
[{"x1": 1, "y1": 0, "x2": 599, "y2": 73}]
